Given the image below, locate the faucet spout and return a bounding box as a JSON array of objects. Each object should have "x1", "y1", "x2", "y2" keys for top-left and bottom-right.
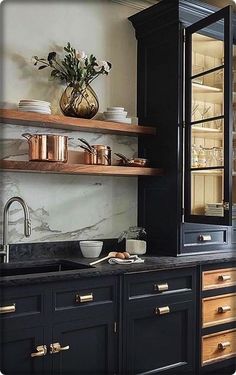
[{"x1": 1, "y1": 196, "x2": 31, "y2": 263}]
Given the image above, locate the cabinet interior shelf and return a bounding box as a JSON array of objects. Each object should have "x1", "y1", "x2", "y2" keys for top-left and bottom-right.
[
  {"x1": 0, "y1": 160, "x2": 163, "y2": 177},
  {"x1": 192, "y1": 126, "x2": 223, "y2": 139},
  {"x1": 0, "y1": 109, "x2": 156, "y2": 136}
]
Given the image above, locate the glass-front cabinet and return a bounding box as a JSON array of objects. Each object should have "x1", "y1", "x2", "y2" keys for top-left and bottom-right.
[{"x1": 185, "y1": 6, "x2": 233, "y2": 226}]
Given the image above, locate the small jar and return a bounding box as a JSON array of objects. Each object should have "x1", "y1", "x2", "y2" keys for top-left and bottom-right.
[{"x1": 118, "y1": 226, "x2": 147, "y2": 255}]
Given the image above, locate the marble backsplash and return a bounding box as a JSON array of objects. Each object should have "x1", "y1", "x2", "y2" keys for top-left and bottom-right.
[{"x1": 0, "y1": 123, "x2": 138, "y2": 244}]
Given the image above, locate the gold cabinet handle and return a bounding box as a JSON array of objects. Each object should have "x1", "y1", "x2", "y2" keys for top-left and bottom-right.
[
  {"x1": 218, "y1": 275, "x2": 231, "y2": 282},
  {"x1": 218, "y1": 341, "x2": 231, "y2": 351},
  {"x1": 31, "y1": 345, "x2": 47, "y2": 358},
  {"x1": 50, "y1": 342, "x2": 70, "y2": 354},
  {"x1": 154, "y1": 306, "x2": 170, "y2": 315},
  {"x1": 0, "y1": 304, "x2": 16, "y2": 314},
  {"x1": 218, "y1": 305, "x2": 231, "y2": 313},
  {"x1": 75, "y1": 292, "x2": 93, "y2": 303},
  {"x1": 199, "y1": 234, "x2": 212, "y2": 242},
  {"x1": 154, "y1": 282, "x2": 169, "y2": 292}
]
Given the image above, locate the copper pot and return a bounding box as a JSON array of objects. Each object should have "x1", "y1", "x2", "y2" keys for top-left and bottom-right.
[
  {"x1": 84, "y1": 145, "x2": 111, "y2": 165},
  {"x1": 22, "y1": 133, "x2": 68, "y2": 162}
]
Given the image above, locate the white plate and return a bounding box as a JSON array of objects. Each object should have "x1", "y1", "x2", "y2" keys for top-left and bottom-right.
[
  {"x1": 104, "y1": 111, "x2": 127, "y2": 116},
  {"x1": 19, "y1": 105, "x2": 51, "y2": 111},
  {"x1": 107, "y1": 107, "x2": 124, "y2": 111},
  {"x1": 19, "y1": 99, "x2": 51, "y2": 106},
  {"x1": 19, "y1": 103, "x2": 51, "y2": 108},
  {"x1": 18, "y1": 108, "x2": 51, "y2": 114}
]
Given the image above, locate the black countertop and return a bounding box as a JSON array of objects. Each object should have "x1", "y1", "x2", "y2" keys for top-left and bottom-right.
[{"x1": 1, "y1": 251, "x2": 236, "y2": 287}]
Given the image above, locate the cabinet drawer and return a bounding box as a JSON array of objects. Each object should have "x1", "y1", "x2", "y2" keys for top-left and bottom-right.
[
  {"x1": 202, "y1": 293, "x2": 236, "y2": 328},
  {"x1": 1, "y1": 287, "x2": 43, "y2": 328},
  {"x1": 202, "y1": 329, "x2": 236, "y2": 366},
  {"x1": 125, "y1": 269, "x2": 194, "y2": 300},
  {"x1": 202, "y1": 268, "x2": 236, "y2": 290},
  {"x1": 53, "y1": 278, "x2": 116, "y2": 313},
  {"x1": 184, "y1": 229, "x2": 226, "y2": 247}
]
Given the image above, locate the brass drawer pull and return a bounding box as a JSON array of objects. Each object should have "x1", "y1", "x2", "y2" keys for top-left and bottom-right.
[
  {"x1": 199, "y1": 234, "x2": 212, "y2": 242},
  {"x1": 218, "y1": 305, "x2": 231, "y2": 313},
  {"x1": 0, "y1": 304, "x2": 16, "y2": 314},
  {"x1": 218, "y1": 275, "x2": 231, "y2": 282},
  {"x1": 218, "y1": 341, "x2": 231, "y2": 351},
  {"x1": 154, "y1": 282, "x2": 169, "y2": 292},
  {"x1": 31, "y1": 345, "x2": 47, "y2": 357},
  {"x1": 75, "y1": 293, "x2": 93, "y2": 303},
  {"x1": 50, "y1": 342, "x2": 70, "y2": 354},
  {"x1": 155, "y1": 306, "x2": 170, "y2": 315}
]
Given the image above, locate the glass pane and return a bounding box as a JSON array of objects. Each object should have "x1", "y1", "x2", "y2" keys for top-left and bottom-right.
[
  {"x1": 191, "y1": 119, "x2": 224, "y2": 168},
  {"x1": 191, "y1": 169, "x2": 224, "y2": 216},
  {"x1": 191, "y1": 69, "x2": 224, "y2": 122},
  {"x1": 192, "y1": 30, "x2": 224, "y2": 76}
]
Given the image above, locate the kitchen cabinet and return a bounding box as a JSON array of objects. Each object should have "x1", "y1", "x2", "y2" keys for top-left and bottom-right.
[
  {"x1": 0, "y1": 276, "x2": 118, "y2": 375},
  {"x1": 122, "y1": 268, "x2": 196, "y2": 374},
  {"x1": 129, "y1": 0, "x2": 235, "y2": 255},
  {"x1": 199, "y1": 262, "x2": 236, "y2": 374}
]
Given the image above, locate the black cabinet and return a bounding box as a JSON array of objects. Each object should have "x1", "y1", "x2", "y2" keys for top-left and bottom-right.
[
  {"x1": 0, "y1": 276, "x2": 118, "y2": 375},
  {"x1": 129, "y1": 0, "x2": 235, "y2": 255},
  {"x1": 122, "y1": 268, "x2": 196, "y2": 374}
]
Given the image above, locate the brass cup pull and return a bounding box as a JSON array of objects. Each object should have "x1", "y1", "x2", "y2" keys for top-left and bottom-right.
[
  {"x1": 218, "y1": 305, "x2": 231, "y2": 313},
  {"x1": 31, "y1": 345, "x2": 47, "y2": 358},
  {"x1": 199, "y1": 234, "x2": 212, "y2": 242},
  {"x1": 218, "y1": 341, "x2": 231, "y2": 351},
  {"x1": 218, "y1": 275, "x2": 231, "y2": 282},
  {"x1": 75, "y1": 292, "x2": 93, "y2": 303},
  {"x1": 155, "y1": 306, "x2": 170, "y2": 315},
  {"x1": 154, "y1": 283, "x2": 169, "y2": 292},
  {"x1": 50, "y1": 342, "x2": 70, "y2": 354},
  {"x1": 0, "y1": 304, "x2": 16, "y2": 314}
]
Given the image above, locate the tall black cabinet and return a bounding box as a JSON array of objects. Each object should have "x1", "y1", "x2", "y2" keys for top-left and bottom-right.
[{"x1": 130, "y1": 0, "x2": 236, "y2": 256}]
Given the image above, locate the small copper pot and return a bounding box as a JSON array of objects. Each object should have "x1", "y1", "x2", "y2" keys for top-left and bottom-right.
[
  {"x1": 84, "y1": 145, "x2": 111, "y2": 165},
  {"x1": 22, "y1": 133, "x2": 68, "y2": 162}
]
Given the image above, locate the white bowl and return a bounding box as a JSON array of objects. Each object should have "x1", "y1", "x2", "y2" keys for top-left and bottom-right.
[
  {"x1": 79, "y1": 241, "x2": 103, "y2": 258},
  {"x1": 107, "y1": 107, "x2": 124, "y2": 111},
  {"x1": 104, "y1": 111, "x2": 127, "y2": 117}
]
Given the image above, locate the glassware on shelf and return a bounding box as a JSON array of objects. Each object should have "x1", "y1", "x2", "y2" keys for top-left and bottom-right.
[
  {"x1": 198, "y1": 146, "x2": 207, "y2": 168},
  {"x1": 191, "y1": 144, "x2": 199, "y2": 168}
]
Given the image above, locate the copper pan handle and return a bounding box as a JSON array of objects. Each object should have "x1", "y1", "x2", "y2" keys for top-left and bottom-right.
[{"x1": 22, "y1": 133, "x2": 32, "y2": 141}]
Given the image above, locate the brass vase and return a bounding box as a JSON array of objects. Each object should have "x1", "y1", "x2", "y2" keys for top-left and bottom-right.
[{"x1": 59, "y1": 84, "x2": 99, "y2": 119}]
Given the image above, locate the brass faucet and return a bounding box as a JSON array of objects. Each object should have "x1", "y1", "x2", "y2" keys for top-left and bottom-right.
[{"x1": 0, "y1": 197, "x2": 31, "y2": 263}]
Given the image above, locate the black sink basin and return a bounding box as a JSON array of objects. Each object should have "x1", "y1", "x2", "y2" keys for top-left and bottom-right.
[{"x1": 0, "y1": 259, "x2": 92, "y2": 277}]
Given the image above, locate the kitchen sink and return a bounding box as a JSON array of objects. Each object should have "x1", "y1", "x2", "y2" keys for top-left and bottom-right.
[{"x1": 0, "y1": 259, "x2": 92, "y2": 277}]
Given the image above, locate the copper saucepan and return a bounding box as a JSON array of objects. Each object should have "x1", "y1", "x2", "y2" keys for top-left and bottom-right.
[{"x1": 22, "y1": 133, "x2": 68, "y2": 162}]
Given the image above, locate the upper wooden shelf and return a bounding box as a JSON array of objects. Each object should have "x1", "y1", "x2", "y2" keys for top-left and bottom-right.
[
  {"x1": 0, "y1": 160, "x2": 163, "y2": 177},
  {"x1": 0, "y1": 109, "x2": 156, "y2": 136}
]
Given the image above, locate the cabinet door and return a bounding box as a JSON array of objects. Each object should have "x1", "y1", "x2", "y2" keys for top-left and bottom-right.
[
  {"x1": 51, "y1": 315, "x2": 117, "y2": 374},
  {"x1": 184, "y1": 6, "x2": 232, "y2": 225},
  {"x1": 0, "y1": 327, "x2": 45, "y2": 375},
  {"x1": 124, "y1": 299, "x2": 195, "y2": 374}
]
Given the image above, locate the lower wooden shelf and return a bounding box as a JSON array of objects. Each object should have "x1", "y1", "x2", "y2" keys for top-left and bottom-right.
[{"x1": 0, "y1": 160, "x2": 163, "y2": 177}]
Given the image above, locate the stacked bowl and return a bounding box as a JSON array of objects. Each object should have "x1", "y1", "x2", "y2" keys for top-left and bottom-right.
[
  {"x1": 103, "y1": 107, "x2": 131, "y2": 124},
  {"x1": 18, "y1": 100, "x2": 51, "y2": 115}
]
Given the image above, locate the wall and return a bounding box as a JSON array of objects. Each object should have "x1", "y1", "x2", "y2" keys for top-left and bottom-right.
[{"x1": 0, "y1": 0, "x2": 138, "y2": 244}]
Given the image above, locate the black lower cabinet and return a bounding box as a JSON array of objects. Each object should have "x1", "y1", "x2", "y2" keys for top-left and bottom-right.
[
  {"x1": 124, "y1": 299, "x2": 195, "y2": 374},
  {"x1": 1, "y1": 326, "x2": 45, "y2": 375},
  {"x1": 51, "y1": 317, "x2": 116, "y2": 374}
]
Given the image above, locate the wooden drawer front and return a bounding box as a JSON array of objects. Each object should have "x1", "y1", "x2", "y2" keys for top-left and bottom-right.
[
  {"x1": 202, "y1": 268, "x2": 236, "y2": 291},
  {"x1": 202, "y1": 329, "x2": 236, "y2": 366},
  {"x1": 126, "y1": 269, "x2": 193, "y2": 300},
  {"x1": 184, "y1": 229, "x2": 227, "y2": 246},
  {"x1": 202, "y1": 293, "x2": 236, "y2": 328},
  {"x1": 54, "y1": 279, "x2": 115, "y2": 312}
]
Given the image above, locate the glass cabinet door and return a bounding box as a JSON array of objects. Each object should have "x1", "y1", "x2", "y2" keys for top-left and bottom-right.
[{"x1": 184, "y1": 6, "x2": 232, "y2": 225}]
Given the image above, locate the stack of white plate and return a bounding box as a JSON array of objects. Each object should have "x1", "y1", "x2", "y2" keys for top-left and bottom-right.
[
  {"x1": 205, "y1": 203, "x2": 224, "y2": 216},
  {"x1": 103, "y1": 107, "x2": 131, "y2": 124},
  {"x1": 18, "y1": 100, "x2": 51, "y2": 114}
]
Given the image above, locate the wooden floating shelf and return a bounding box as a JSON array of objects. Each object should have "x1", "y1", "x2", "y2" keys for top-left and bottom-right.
[
  {"x1": 0, "y1": 160, "x2": 163, "y2": 177},
  {"x1": 0, "y1": 109, "x2": 156, "y2": 136}
]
